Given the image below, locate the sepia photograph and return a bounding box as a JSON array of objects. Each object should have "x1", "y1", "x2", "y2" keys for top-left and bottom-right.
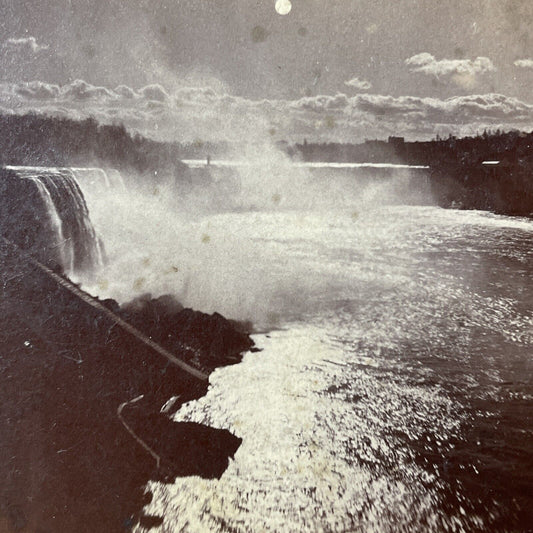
[{"x1": 0, "y1": 1, "x2": 532, "y2": 531}]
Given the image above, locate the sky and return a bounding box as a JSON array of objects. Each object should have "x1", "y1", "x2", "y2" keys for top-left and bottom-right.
[{"x1": 1, "y1": 0, "x2": 533, "y2": 142}]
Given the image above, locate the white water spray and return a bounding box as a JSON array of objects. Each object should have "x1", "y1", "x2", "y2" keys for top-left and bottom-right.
[{"x1": 66, "y1": 144, "x2": 434, "y2": 327}]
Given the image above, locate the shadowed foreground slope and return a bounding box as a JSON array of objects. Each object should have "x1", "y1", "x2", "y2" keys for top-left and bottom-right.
[{"x1": 0, "y1": 240, "x2": 254, "y2": 532}]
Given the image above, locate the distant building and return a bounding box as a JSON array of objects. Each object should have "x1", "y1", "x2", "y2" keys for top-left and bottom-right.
[{"x1": 388, "y1": 136, "x2": 405, "y2": 148}]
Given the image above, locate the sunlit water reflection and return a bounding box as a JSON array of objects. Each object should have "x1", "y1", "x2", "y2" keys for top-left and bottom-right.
[{"x1": 133, "y1": 205, "x2": 532, "y2": 532}]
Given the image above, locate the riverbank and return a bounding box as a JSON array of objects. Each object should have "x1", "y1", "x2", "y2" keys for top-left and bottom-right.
[
  {"x1": 0, "y1": 239, "x2": 254, "y2": 532},
  {"x1": 429, "y1": 161, "x2": 533, "y2": 217}
]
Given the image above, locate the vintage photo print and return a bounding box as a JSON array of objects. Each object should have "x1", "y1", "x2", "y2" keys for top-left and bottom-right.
[{"x1": 0, "y1": 1, "x2": 532, "y2": 531}]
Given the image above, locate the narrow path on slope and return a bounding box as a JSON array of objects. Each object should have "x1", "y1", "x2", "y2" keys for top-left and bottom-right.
[{"x1": 1, "y1": 236, "x2": 209, "y2": 382}]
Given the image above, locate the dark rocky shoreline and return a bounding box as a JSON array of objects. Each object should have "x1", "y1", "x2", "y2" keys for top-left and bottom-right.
[
  {"x1": 0, "y1": 239, "x2": 254, "y2": 532},
  {"x1": 429, "y1": 162, "x2": 533, "y2": 218}
]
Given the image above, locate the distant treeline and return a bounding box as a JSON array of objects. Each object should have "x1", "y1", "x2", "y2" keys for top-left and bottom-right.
[
  {"x1": 289, "y1": 130, "x2": 533, "y2": 167},
  {"x1": 290, "y1": 131, "x2": 533, "y2": 216},
  {"x1": 2, "y1": 112, "x2": 532, "y2": 171},
  {"x1": 0, "y1": 113, "x2": 190, "y2": 177}
]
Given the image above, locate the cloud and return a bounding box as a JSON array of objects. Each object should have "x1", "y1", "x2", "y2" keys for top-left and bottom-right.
[
  {"x1": 14, "y1": 81, "x2": 60, "y2": 100},
  {"x1": 405, "y1": 53, "x2": 495, "y2": 88},
  {"x1": 4, "y1": 36, "x2": 49, "y2": 53},
  {"x1": 62, "y1": 79, "x2": 116, "y2": 101},
  {"x1": 344, "y1": 77, "x2": 372, "y2": 91},
  {"x1": 114, "y1": 85, "x2": 138, "y2": 98},
  {"x1": 290, "y1": 94, "x2": 349, "y2": 112},
  {"x1": 514, "y1": 58, "x2": 533, "y2": 69},
  {"x1": 350, "y1": 93, "x2": 532, "y2": 123},
  {"x1": 405, "y1": 52, "x2": 434, "y2": 68},
  {"x1": 139, "y1": 84, "x2": 170, "y2": 102},
  {"x1": 351, "y1": 94, "x2": 424, "y2": 117},
  {"x1": 0, "y1": 78, "x2": 532, "y2": 143},
  {"x1": 405, "y1": 53, "x2": 495, "y2": 76},
  {"x1": 174, "y1": 86, "x2": 220, "y2": 102}
]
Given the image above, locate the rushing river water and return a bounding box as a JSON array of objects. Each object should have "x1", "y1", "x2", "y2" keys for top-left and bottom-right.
[{"x1": 75, "y1": 164, "x2": 532, "y2": 532}]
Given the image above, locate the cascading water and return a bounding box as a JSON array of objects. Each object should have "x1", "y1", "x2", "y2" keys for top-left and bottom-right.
[
  {"x1": 70, "y1": 167, "x2": 127, "y2": 190},
  {"x1": 2, "y1": 166, "x2": 109, "y2": 275}
]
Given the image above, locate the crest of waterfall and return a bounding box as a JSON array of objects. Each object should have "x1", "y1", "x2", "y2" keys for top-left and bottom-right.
[{"x1": 70, "y1": 167, "x2": 126, "y2": 190}]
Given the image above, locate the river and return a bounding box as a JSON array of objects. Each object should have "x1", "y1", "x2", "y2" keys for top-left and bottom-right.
[{"x1": 76, "y1": 163, "x2": 533, "y2": 532}]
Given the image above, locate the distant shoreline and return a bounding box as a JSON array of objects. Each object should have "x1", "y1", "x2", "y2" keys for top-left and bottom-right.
[{"x1": 182, "y1": 158, "x2": 430, "y2": 169}]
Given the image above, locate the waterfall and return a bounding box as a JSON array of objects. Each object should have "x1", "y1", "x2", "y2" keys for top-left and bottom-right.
[
  {"x1": 2, "y1": 166, "x2": 107, "y2": 275},
  {"x1": 70, "y1": 167, "x2": 126, "y2": 190}
]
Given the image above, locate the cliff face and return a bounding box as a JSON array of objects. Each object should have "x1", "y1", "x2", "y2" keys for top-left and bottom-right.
[
  {"x1": 0, "y1": 170, "x2": 59, "y2": 266},
  {"x1": 290, "y1": 131, "x2": 533, "y2": 218},
  {"x1": 0, "y1": 240, "x2": 254, "y2": 532},
  {"x1": 430, "y1": 162, "x2": 533, "y2": 217}
]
